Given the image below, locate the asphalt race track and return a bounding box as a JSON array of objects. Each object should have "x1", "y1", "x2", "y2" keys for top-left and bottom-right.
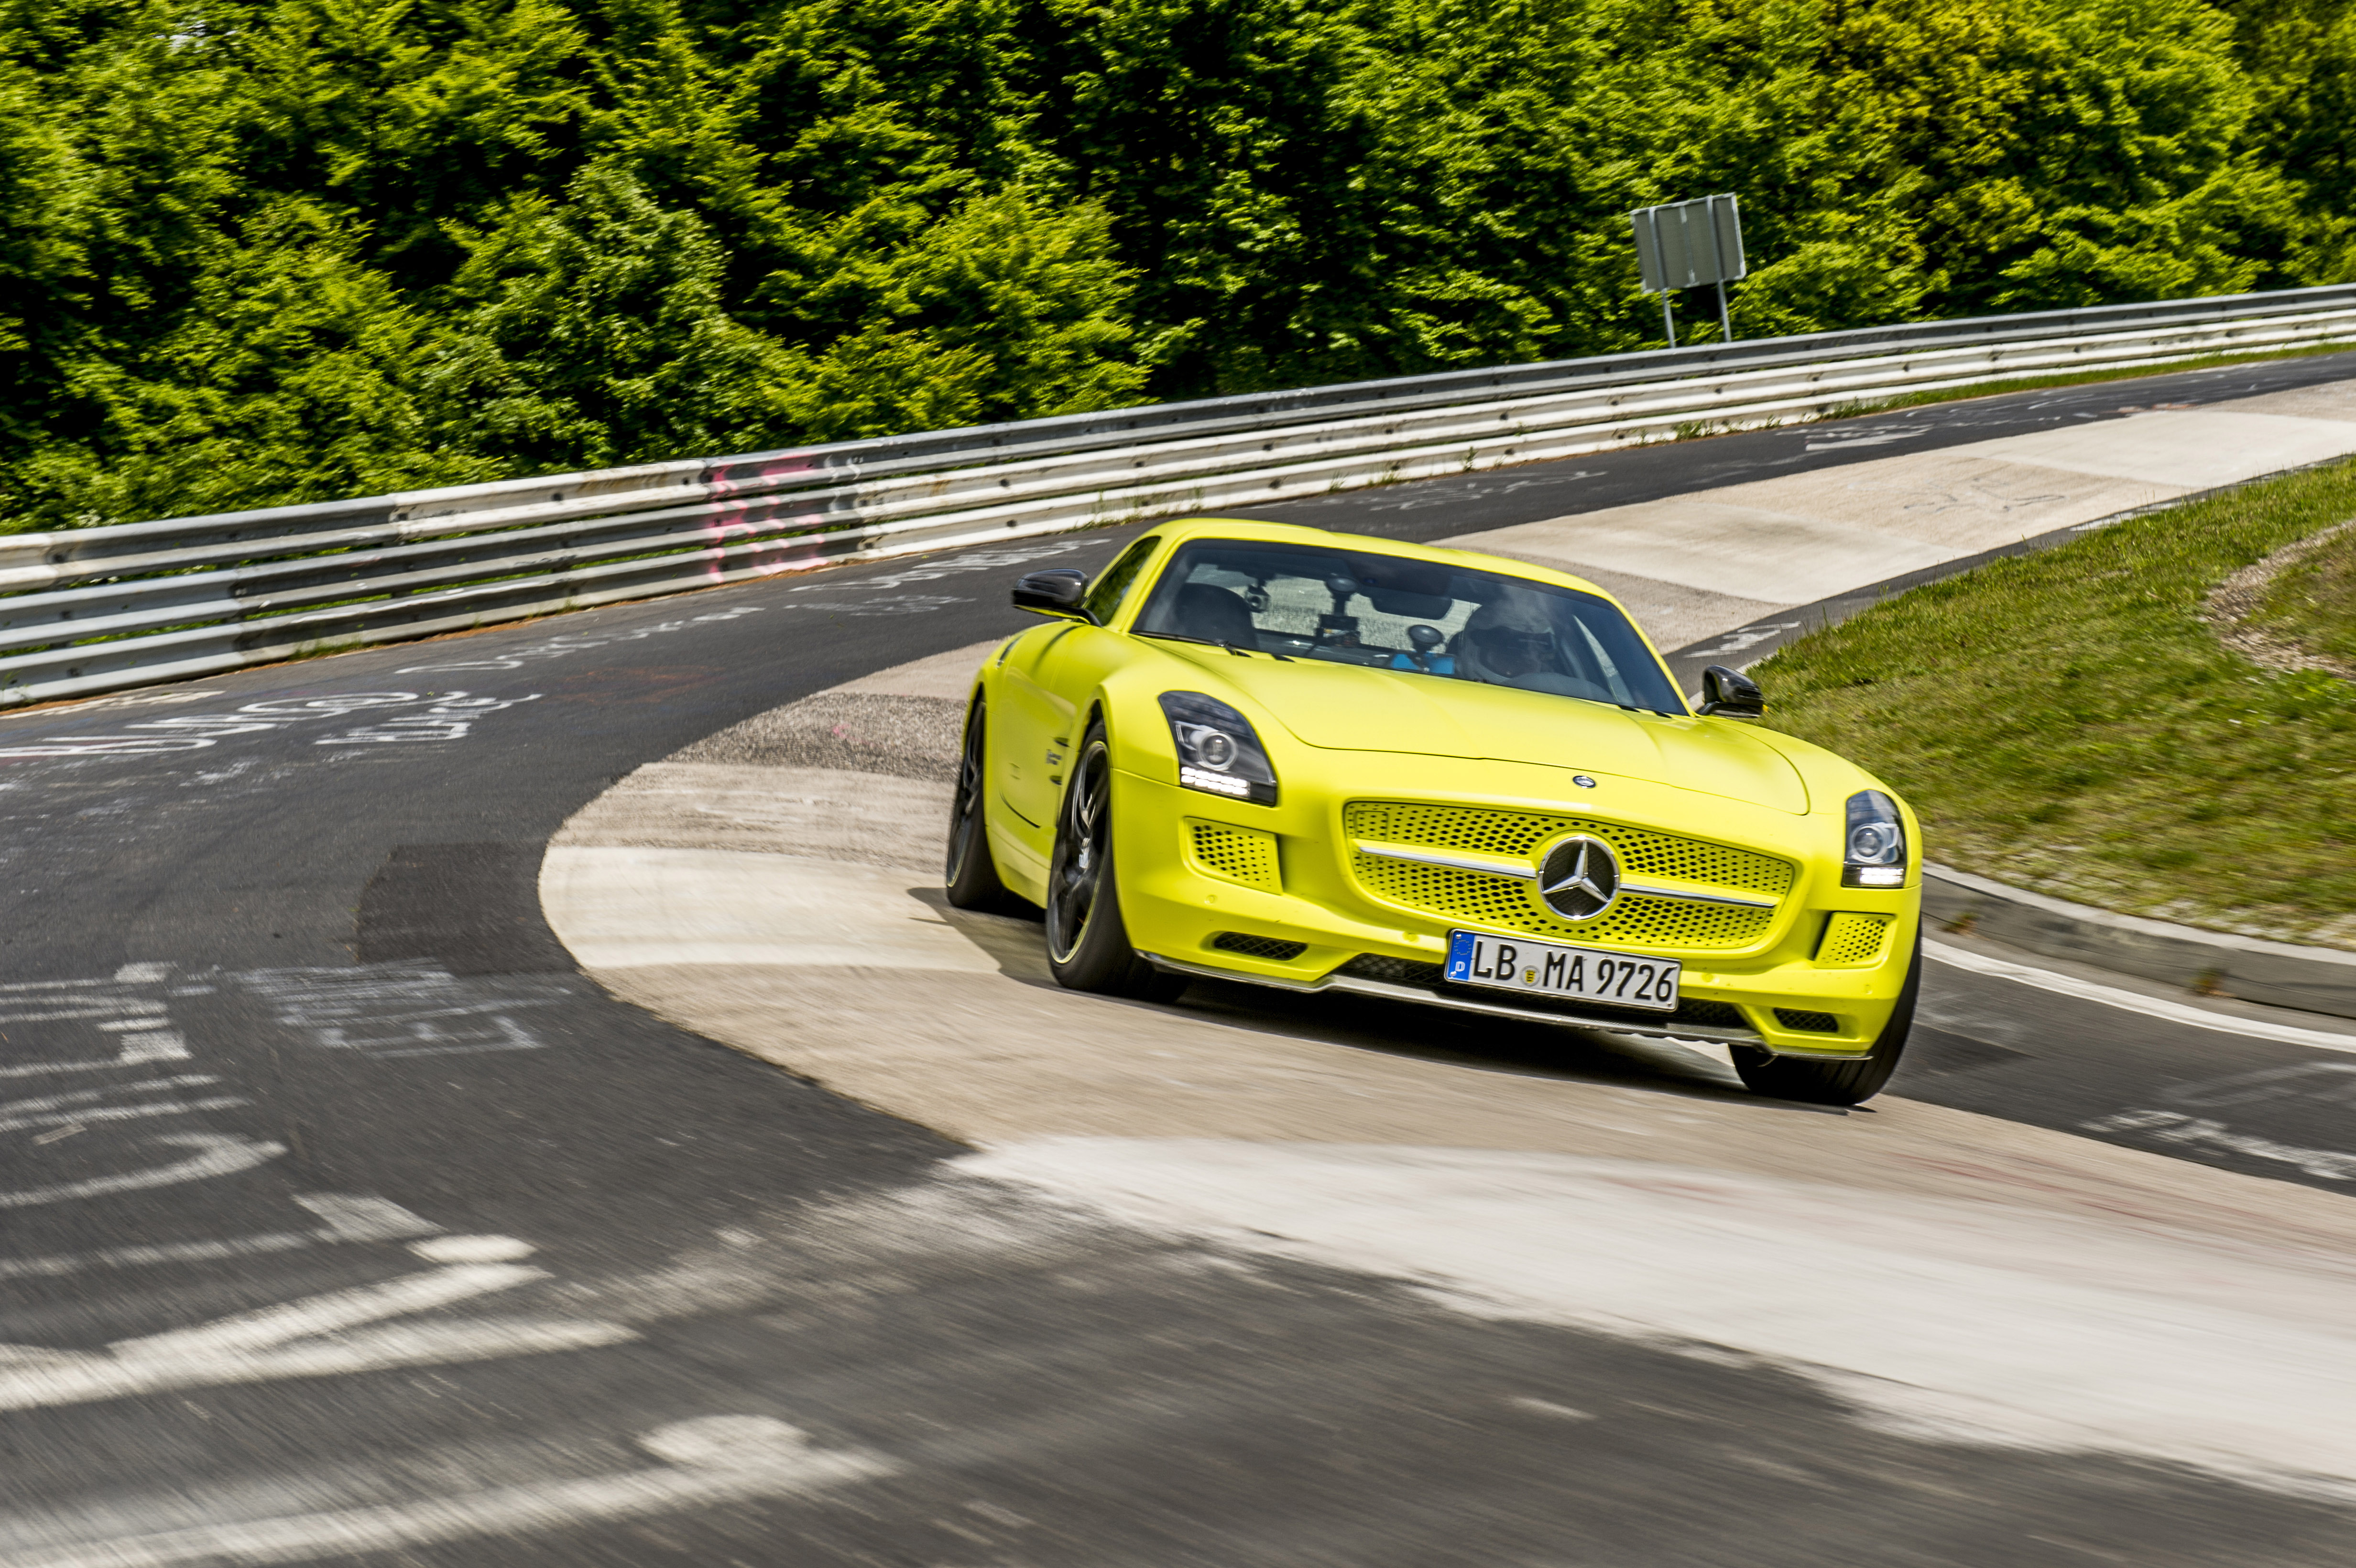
[{"x1": 6, "y1": 353, "x2": 2356, "y2": 1566}]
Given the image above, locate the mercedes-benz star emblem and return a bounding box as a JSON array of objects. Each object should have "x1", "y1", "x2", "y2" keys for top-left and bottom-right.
[{"x1": 1537, "y1": 835, "x2": 1621, "y2": 922}]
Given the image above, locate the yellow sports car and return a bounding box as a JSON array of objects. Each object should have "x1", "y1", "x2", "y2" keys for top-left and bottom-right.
[{"x1": 946, "y1": 518, "x2": 1921, "y2": 1105}]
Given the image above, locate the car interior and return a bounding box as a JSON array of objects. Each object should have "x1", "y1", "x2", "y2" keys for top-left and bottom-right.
[{"x1": 1134, "y1": 539, "x2": 1686, "y2": 715}]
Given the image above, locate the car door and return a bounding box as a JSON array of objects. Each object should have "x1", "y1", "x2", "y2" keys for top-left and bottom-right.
[
  {"x1": 994, "y1": 536, "x2": 1167, "y2": 848},
  {"x1": 994, "y1": 621, "x2": 1086, "y2": 837}
]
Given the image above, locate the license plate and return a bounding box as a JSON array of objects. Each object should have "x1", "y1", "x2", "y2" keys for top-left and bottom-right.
[{"x1": 1444, "y1": 930, "x2": 1680, "y2": 1013}]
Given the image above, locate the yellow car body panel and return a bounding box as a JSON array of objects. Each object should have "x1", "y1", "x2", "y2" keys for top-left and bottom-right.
[
  {"x1": 1171, "y1": 648, "x2": 1813, "y2": 814},
  {"x1": 972, "y1": 517, "x2": 1922, "y2": 1057}
]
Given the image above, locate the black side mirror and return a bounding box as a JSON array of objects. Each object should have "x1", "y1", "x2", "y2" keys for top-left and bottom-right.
[
  {"x1": 1698, "y1": 664, "x2": 1765, "y2": 717},
  {"x1": 1012, "y1": 568, "x2": 1094, "y2": 621}
]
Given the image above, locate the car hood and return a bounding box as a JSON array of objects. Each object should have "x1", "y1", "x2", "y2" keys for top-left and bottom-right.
[{"x1": 1164, "y1": 650, "x2": 1810, "y2": 815}]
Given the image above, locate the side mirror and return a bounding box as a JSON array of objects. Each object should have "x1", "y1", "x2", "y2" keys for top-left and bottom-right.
[
  {"x1": 1698, "y1": 664, "x2": 1765, "y2": 717},
  {"x1": 1012, "y1": 568, "x2": 1094, "y2": 621}
]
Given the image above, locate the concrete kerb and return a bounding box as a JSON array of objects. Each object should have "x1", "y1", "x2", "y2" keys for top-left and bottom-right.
[{"x1": 1924, "y1": 863, "x2": 2356, "y2": 1021}]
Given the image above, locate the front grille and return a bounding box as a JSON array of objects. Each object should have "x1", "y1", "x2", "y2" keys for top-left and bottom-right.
[
  {"x1": 1774, "y1": 1009, "x2": 1842, "y2": 1033},
  {"x1": 1342, "y1": 801, "x2": 1790, "y2": 951},
  {"x1": 1211, "y1": 932, "x2": 1307, "y2": 961},
  {"x1": 1816, "y1": 912, "x2": 1892, "y2": 967},
  {"x1": 1346, "y1": 802, "x2": 1793, "y2": 895}
]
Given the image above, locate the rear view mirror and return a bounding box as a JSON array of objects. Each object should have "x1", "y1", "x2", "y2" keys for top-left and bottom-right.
[
  {"x1": 1369, "y1": 589, "x2": 1452, "y2": 619},
  {"x1": 1012, "y1": 568, "x2": 1093, "y2": 621},
  {"x1": 1698, "y1": 664, "x2": 1765, "y2": 717}
]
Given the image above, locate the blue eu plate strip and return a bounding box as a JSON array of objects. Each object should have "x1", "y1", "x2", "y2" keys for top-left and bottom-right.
[{"x1": 1445, "y1": 930, "x2": 1479, "y2": 982}]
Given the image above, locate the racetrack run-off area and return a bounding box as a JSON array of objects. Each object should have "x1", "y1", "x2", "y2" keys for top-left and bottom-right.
[{"x1": 7, "y1": 354, "x2": 2356, "y2": 1566}]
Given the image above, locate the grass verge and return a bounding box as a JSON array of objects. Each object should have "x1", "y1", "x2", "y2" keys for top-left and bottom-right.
[
  {"x1": 2258, "y1": 520, "x2": 2356, "y2": 667},
  {"x1": 1754, "y1": 457, "x2": 2356, "y2": 951}
]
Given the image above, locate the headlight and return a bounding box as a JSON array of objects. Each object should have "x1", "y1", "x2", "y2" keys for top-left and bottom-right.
[
  {"x1": 1842, "y1": 789, "x2": 1907, "y2": 888},
  {"x1": 1158, "y1": 692, "x2": 1278, "y2": 806}
]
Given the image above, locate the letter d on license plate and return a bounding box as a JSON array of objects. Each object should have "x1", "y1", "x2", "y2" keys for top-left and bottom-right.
[{"x1": 1444, "y1": 930, "x2": 1680, "y2": 1012}]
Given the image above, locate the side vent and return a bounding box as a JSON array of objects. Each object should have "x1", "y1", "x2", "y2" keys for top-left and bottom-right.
[
  {"x1": 1774, "y1": 1009, "x2": 1842, "y2": 1033},
  {"x1": 1815, "y1": 912, "x2": 1893, "y2": 967},
  {"x1": 1185, "y1": 818, "x2": 1281, "y2": 893}
]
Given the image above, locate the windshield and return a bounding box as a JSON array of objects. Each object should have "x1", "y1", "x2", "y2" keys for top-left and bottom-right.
[{"x1": 1134, "y1": 539, "x2": 1686, "y2": 716}]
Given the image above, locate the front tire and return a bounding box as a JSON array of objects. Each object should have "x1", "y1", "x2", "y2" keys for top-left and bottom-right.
[
  {"x1": 1044, "y1": 723, "x2": 1188, "y2": 1002},
  {"x1": 945, "y1": 696, "x2": 1019, "y2": 913},
  {"x1": 1731, "y1": 929, "x2": 1919, "y2": 1106}
]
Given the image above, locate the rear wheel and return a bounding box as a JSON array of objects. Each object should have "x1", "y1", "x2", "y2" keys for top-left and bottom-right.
[
  {"x1": 1731, "y1": 930, "x2": 1919, "y2": 1106},
  {"x1": 1044, "y1": 723, "x2": 1188, "y2": 1002},
  {"x1": 945, "y1": 696, "x2": 1019, "y2": 913}
]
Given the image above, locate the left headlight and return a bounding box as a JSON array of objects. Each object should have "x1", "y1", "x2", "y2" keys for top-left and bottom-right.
[
  {"x1": 1842, "y1": 789, "x2": 1908, "y2": 888},
  {"x1": 1158, "y1": 691, "x2": 1279, "y2": 806}
]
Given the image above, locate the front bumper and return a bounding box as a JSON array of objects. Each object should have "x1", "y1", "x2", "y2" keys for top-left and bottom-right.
[{"x1": 1113, "y1": 768, "x2": 1920, "y2": 1057}]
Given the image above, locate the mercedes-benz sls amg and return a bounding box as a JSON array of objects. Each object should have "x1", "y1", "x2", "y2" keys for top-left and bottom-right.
[{"x1": 945, "y1": 519, "x2": 1921, "y2": 1105}]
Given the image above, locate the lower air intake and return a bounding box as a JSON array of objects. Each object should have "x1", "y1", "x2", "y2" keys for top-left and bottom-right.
[
  {"x1": 1211, "y1": 932, "x2": 1308, "y2": 961},
  {"x1": 1774, "y1": 1009, "x2": 1842, "y2": 1033},
  {"x1": 1335, "y1": 954, "x2": 1448, "y2": 988}
]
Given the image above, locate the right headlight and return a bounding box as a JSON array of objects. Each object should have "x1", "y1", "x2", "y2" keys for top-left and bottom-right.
[
  {"x1": 1158, "y1": 691, "x2": 1278, "y2": 806},
  {"x1": 1842, "y1": 789, "x2": 1908, "y2": 888}
]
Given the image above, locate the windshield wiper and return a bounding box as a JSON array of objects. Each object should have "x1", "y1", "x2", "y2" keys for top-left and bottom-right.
[{"x1": 1135, "y1": 631, "x2": 1291, "y2": 661}]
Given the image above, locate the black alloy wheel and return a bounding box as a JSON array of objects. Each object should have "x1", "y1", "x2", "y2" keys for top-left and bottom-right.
[
  {"x1": 945, "y1": 696, "x2": 1017, "y2": 912},
  {"x1": 1731, "y1": 929, "x2": 1920, "y2": 1106},
  {"x1": 1044, "y1": 733, "x2": 1115, "y2": 966},
  {"x1": 1044, "y1": 722, "x2": 1187, "y2": 1001}
]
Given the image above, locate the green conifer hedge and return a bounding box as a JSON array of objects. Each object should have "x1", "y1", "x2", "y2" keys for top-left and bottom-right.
[{"x1": 5, "y1": 0, "x2": 2349, "y2": 529}]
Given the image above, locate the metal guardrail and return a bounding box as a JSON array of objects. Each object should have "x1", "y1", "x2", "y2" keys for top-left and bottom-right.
[{"x1": 5, "y1": 282, "x2": 2355, "y2": 708}]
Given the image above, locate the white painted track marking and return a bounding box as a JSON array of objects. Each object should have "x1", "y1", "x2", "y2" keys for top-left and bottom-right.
[
  {"x1": 408, "y1": 1233, "x2": 536, "y2": 1263},
  {"x1": 293, "y1": 1192, "x2": 441, "y2": 1242},
  {"x1": 117, "y1": 1263, "x2": 545, "y2": 1358},
  {"x1": 1929, "y1": 939, "x2": 2356, "y2": 1053},
  {"x1": 1, "y1": 1416, "x2": 892, "y2": 1568},
  {"x1": 0, "y1": 1261, "x2": 634, "y2": 1410},
  {"x1": 0, "y1": 969, "x2": 191, "y2": 1077},
  {"x1": 0, "y1": 1194, "x2": 441, "y2": 1281},
  {"x1": 2081, "y1": 1110, "x2": 2356, "y2": 1181},
  {"x1": 0, "y1": 1132, "x2": 284, "y2": 1209},
  {"x1": 0, "y1": 693, "x2": 541, "y2": 762},
  {"x1": 109, "y1": 1029, "x2": 191, "y2": 1064},
  {"x1": 0, "y1": 1092, "x2": 246, "y2": 1135},
  {"x1": 0, "y1": 1075, "x2": 228, "y2": 1130},
  {"x1": 395, "y1": 605, "x2": 766, "y2": 673},
  {"x1": 234, "y1": 963, "x2": 571, "y2": 1058}
]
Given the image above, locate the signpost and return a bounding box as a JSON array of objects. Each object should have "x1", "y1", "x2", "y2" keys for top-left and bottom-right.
[{"x1": 1630, "y1": 194, "x2": 1746, "y2": 346}]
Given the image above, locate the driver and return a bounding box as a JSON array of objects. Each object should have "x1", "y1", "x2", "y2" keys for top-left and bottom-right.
[{"x1": 1455, "y1": 590, "x2": 1561, "y2": 685}]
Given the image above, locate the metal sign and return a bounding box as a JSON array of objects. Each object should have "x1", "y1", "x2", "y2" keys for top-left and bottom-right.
[
  {"x1": 1631, "y1": 195, "x2": 1745, "y2": 292},
  {"x1": 1630, "y1": 194, "x2": 1745, "y2": 344}
]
